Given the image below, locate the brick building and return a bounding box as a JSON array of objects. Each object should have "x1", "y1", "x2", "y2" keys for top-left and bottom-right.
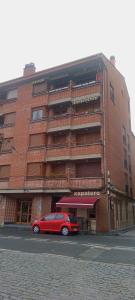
[{"x1": 0, "y1": 53, "x2": 135, "y2": 232}]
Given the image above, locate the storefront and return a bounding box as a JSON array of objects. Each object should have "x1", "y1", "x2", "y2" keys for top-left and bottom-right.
[{"x1": 56, "y1": 196, "x2": 99, "y2": 233}]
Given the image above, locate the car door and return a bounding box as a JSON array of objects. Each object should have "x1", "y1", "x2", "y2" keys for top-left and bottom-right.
[
  {"x1": 54, "y1": 213, "x2": 65, "y2": 231},
  {"x1": 43, "y1": 213, "x2": 56, "y2": 231}
]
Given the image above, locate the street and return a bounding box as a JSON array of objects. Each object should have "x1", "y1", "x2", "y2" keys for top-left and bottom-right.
[{"x1": 0, "y1": 228, "x2": 135, "y2": 299}]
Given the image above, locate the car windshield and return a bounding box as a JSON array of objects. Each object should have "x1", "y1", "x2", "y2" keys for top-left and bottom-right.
[{"x1": 69, "y1": 215, "x2": 77, "y2": 223}]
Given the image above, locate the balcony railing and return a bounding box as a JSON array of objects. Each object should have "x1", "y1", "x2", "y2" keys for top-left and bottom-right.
[
  {"x1": 48, "y1": 111, "x2": 102, "y2": 132},
  {"x1": 25, "y1": 176, "x2": 104, "y2": 190},
  {"x1": 70, "y1": 177, "x2": 104, "y2": 189},
  {"x1": 46, "y1": 142, "x2": 103, "y2": 161}
]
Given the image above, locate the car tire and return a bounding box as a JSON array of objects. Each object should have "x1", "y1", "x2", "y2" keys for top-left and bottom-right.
[
  {"x1": 33, "y1": 225, "x2": 40, "y2": 234},
  {"x1": 61, "y1": 226, "x2": 69, "y2": 236}
]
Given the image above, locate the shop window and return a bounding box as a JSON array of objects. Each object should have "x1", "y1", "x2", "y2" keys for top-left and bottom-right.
[
  {"x1": 0, "y1": 138, "x2": 13, "y2": 153},
  {"x1": 88, "y1": 207, "x2": 96, "y2": 219},
  {"x1": 0, "y1": 165, "x2": 10, "y2": 179},
  {"x1": 29, "y1": 133, "x2": 46, "y2": 148},
  {"x1": 27, "y1": 162, "x2": 45, "y2": 178},
  {"x1": 32, "y1": 107, "x2": 45, "y2": 121},
  {"x1": 110, "y1": 83, "x2": 115, "y2": 103},
  {"x1": 68, "y1": 208, "x2": 76, "y2": 216}
]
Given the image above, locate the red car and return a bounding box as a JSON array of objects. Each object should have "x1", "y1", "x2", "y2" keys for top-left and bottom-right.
[{"x1": 32, "y1": 212, "x2": 80, "y2": 236}]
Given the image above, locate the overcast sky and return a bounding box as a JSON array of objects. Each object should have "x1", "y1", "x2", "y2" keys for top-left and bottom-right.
[{"x1": 0, "y1": 0, "x2": 135, "y2": 133}]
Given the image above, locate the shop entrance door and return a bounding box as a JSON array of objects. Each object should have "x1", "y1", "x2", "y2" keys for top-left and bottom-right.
[{"x1": 17, "y1": 200, "x2": 32, "y2": 223}]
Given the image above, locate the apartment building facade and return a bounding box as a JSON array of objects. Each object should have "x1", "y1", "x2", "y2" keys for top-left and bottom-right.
[{"x1": 0, "y1": 53, "x2": 135, "y2": 232}]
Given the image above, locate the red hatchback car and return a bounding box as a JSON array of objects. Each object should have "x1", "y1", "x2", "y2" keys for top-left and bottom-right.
[{"x1": 32, "y1": 212, "x2": 80, "y2": 236}]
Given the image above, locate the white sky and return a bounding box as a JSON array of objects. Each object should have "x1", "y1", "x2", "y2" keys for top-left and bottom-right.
[{"x1": 0, "y1": 0, "x2": 135, "y2": 133}]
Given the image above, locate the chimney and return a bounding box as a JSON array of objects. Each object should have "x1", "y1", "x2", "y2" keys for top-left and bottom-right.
[
  {"x1": 23, "y1": 63, "x2": 36, "y2": 76},
  {"x1": 110, "y1": 56, "x2": 116, "y2": 66}
]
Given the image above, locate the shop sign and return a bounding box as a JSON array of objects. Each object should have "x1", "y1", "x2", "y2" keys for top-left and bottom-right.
[{"x1": 73, "y1": 191, "x2": 100, "y2": 196}]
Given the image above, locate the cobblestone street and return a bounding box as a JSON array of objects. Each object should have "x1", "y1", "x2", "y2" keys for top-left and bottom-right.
[{"x1": 0, "y1": 248, "x2": 135, "y2": 300}]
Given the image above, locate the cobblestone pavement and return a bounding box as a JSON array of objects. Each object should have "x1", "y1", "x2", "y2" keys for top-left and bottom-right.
[{"x1": 0, "y1": 249, "x2": 135, "y2": 300}]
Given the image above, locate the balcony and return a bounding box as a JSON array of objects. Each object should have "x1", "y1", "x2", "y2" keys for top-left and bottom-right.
[
  {"x1": 24, "y1": 175, "x2": 104, "y2": 191},
  {"x1": 45, "y1": 178, "x2": 69, "y2": 189},
  {"x1": 48, "y1": 87, "x2": 71, "y2": 105},
  {"x1": 70, "y1": 177, "x2": 104, "y2": 190},
  {"x1": 25, "y1": 178, "x2": 45, "y2": 189},
  {"x1": 48, "y1": 112, "x2": 102, "y2": 132},
  {"x1": 46, "y1": 143, "x2": 103, "y2": 161}
]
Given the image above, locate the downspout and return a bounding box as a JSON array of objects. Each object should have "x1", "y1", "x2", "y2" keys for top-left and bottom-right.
[{"x1": 102, "y1": 66, "x2": 111, "y2": 231}]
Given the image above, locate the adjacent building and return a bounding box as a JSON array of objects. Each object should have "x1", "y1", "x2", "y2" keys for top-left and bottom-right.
[{"x1": 0, "y1": 53, "x2": 135, "y2": 232}]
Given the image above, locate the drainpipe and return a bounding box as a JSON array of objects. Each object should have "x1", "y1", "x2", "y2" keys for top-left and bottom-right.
[{"x1": 102, "y1": 67, "x2": 111, "y2": 231}]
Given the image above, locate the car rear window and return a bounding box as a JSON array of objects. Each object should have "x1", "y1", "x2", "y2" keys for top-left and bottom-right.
[{"x1": 69, "y1": 215, "x2": 77, "y2": 223}]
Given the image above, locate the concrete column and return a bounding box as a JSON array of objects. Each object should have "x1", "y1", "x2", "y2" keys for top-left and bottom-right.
[{"x1": 31, "y1": 194, "x2": 52, "y2": 222}]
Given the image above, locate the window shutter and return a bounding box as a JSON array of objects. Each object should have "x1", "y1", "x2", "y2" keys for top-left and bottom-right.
[
  {"x1": 29, "y1": 134, "x2": 46, "y2": 147},
  {"x1": 1, "y1": 138, "x2": 13, "y2": 152},
  {"x1": 4, "y1": 113, "x2": 15, "y2": 125},
  {"x1": 0, "y1": 165, "x2": 10, "y2": 178},
  {"x1": 76, "y1": 161, "x2": 101, "y2": 177},
  {"x1": 33, "y1": 81, "x2": 47, "y2": 95},
  {"x1": 27, "y1": 163, "x2": 44, "y2": 177}
]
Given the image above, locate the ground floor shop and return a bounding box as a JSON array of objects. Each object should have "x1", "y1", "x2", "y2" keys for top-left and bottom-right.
[{"x1": 0, "y1": 191, "x2": 135, "y2": 233}]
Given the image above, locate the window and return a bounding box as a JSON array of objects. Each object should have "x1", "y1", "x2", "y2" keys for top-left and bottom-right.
[
  {"x1": 120, "y1": 202, "x2": 122, "y2": 221},
  {"x1": 0, "y1": 138, "x2": 13, "y2": 153},
  {"x1": 33, "y1": 80, "x2": 47, "y2": 95},
  {"x1": 123, "y1": 126, "x2": 126, "y2": 145},
  {"x1": 4, "y1": 112, "x2": 16, "y2": 126},
  {"x1": 127, "y1": 134, "x2": 130, "y2": 151},
  {"x1": 53, "y1": 104, "x2": 68, "y2": 116},
  {"x1": 128, "y1": 155, "x2": 131, "y2": 173},
  {"x1": 76, "y1": 160, "x2": 101, "y2": 178},
  {"x1": 124, "y1": 149, "x2": 128, "y2": 169},
  {"x1": 32, "y1": 107, "x2": 45, "y2": 121},
  {"x1": 29, "y1": 133, "x2": 46, "y2": 148},
  {"x1": 27, "y1": 162, "x2": 45, "y2": 177},
  {"x1": 55, "y1": 214, "x2": 64, "y2": 220},
  {"x1": 50, "y1": 163, "x2": 66, "y2": 178},
  {"x1": 52, "y1": 133, "x2": 67, "y2": 146},
  {"x1": 0, "y1": 165, "x2": 10, "y2": 179},
  {"x1": 45, "y1": 214, "x2": 55, "y2": 221},
  {"x1": 75, "y1": 100, "x2": 100, "y2": 114},
  {"x1": 76, "y1": 129, "x2": 100, "y2": 145},
  {"x1": 110, "y1": 83, "x2": 115, "y2": 103},
  {"x1": 7, "y1": 89, "x2": 17, "y2": 100},
  {"x1": 125, "y1": 202, "x2": 128, "y2": 220}
]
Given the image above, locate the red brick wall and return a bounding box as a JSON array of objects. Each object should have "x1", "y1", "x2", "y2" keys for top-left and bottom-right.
[{"x1": 104, "y1": 62, "x2": 132, "y2": 192}]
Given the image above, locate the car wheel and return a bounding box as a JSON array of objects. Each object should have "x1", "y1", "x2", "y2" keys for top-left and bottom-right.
[
  {"x1": 33, "y1": 225, "x2": 40, "y2": 234},
  {"x1": 61, "y1": 227, "x2": 69, "y2": 236}
]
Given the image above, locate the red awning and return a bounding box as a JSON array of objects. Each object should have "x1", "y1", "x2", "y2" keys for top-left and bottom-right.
[{"x1": 56, "y1": 197, "x2": 98, "y2": 208}]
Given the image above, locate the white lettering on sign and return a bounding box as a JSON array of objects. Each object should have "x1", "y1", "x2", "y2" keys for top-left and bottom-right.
[{"x1": 73, "y1": 191, "x2": 100, "y2": 196}]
